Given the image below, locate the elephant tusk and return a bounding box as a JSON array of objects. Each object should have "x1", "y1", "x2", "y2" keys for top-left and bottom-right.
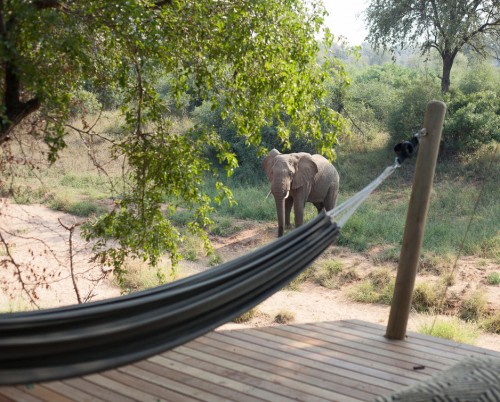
[
  {"x1": 284, "y1": 191, "x2": 289, "y2": 199},
  {"x1": 265, "y1": 191, "x2": 271, "y2": 199}
]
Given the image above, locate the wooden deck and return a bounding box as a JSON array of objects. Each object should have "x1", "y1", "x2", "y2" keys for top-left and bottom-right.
[{"x1": 2, "y1": 319, "x2": 499, "y2": 402}]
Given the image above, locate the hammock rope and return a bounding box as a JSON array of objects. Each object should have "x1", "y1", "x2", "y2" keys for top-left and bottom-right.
[{"x1": 0, "y1": 134, "x2": 421, "y2": 385}]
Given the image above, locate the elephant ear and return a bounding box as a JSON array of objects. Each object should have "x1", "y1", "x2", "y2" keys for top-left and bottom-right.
[
  {"x1": 292, "y1": 154, "x2": 318, "y2": 190},
  {"x1": 262, "y1": 149, "x2": 281, "y2": 181}
]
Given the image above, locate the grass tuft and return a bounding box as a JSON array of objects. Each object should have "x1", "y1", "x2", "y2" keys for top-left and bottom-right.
[
  {"x1": 118, "y1": 258, "x2": 171, "y2": 293},
  {"x1": 480, "y1": 313, "x2": 500, "y2": 334},
  {"x1": 233, "y1": 308, "x2": 258, "y2": 323},
  {"x1": 274, "y1": 310, "x2": 295, "y2": 324},
  {"x1": 411, "y1": 282, "x2": 445, "y2": 313},
  {"x1": 458, "y1": 290, "x2": 487, "y2": 322},
  {"x1": 487, "y1": 272, "x2": 500, "y2": 285},
  {"x1": 347, "y1": 267, "x2": 394, "y2": 304},
  {"x1": 418, "y1": 317, "x2": 479, "y2": 344}
]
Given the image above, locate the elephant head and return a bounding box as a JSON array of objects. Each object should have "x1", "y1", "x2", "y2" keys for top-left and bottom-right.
[{"x1": 262, "y1": 149, "x2": 319, "y2": 237}]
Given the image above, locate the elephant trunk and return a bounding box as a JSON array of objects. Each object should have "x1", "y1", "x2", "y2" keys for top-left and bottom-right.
[{"x1": 273, "y1": 194, "x2": 286, "y2": 237}]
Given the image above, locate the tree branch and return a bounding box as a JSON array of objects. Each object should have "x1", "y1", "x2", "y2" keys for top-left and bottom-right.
[{"x1": 1, "y1": 60, "x2": 41, "y2": 144}]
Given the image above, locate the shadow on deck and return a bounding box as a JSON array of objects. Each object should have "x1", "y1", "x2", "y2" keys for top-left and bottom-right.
[{"x1": 1, "y1": 319, "x2": 499, "y2": 402}]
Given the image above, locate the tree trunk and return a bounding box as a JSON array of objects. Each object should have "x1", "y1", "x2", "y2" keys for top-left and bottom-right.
[
  {"x1": 1, "y1": 61, "x2": 41, "y2": 144},
  {"x1": 441, "y1": 51, "x2": 456, "y2": 94}
]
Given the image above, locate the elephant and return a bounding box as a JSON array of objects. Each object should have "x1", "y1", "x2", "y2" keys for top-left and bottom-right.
[{"x1": 262, "y1": 149, "x2": 340, "y2": 237}]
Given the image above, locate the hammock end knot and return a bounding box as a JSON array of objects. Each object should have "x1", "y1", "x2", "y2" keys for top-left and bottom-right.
[{"x1": 394, "y1": 128, "x2": 426, "y2": 165}]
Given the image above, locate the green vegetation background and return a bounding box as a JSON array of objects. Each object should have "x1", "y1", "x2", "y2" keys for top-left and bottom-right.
[{"x1": 4, "y1": 48, "x2": 499, "y2": 264}]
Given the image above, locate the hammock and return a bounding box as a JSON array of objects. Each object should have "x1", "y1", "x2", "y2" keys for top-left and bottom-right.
[
  {"x1": 0, "y1": 161, "x2": 401, "y2": 385},
  {"x1": 0, "y1": 213, "x2": 339, "y2": 384}
]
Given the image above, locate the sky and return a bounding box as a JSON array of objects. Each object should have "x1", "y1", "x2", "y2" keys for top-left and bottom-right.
[{"x1": 321, "y1": 0, "x2": 369, "y2": 45}]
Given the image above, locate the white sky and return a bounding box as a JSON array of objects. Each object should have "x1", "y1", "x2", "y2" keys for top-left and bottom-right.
[{"x1": 321, "y1": 0, "x2": 369, "y2": 45}]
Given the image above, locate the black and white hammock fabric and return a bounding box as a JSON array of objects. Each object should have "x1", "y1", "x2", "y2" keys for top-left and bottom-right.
[{"x1": 0, "y1": 164, "x2": 399, "y2": 385}]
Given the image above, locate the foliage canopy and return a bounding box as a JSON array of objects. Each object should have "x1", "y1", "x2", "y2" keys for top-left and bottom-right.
[
  {"x1": 365, "y1": 0, "x2": 500, "y2": 92},
  {"x1": 1, "y1": 0, "x2": 348, "y2": 271}
]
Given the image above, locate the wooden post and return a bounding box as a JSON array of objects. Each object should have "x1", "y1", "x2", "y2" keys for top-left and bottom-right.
[{"x1": 385, "y1": 100, "x2": 446, "y2": 340}]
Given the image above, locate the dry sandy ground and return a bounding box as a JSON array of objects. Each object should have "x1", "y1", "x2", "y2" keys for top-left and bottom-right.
[{"x1": 1, "y1": 199, "x2": 499, "y2": 353}]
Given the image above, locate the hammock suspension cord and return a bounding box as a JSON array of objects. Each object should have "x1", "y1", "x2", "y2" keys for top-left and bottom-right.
[{"x1": 328, "y1": 128, "x2": 427, "y2": 227}]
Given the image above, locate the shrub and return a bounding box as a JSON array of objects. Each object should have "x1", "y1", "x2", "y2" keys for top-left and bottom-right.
[
  {"x1": 209, "y1": 217, "x2": 241, "y2": 237},
  {"x1": 487, "y1": 272, "x2": 500, "y2": 285},
  {"x1": 443, "y1": 90, "x2": 500, "y2": 153},
  {"x1": 286, "y1": 267, "x2": 315, "y2": 291},
  {"x1": 412, "y1": 282, "x2": 443, "y2": 313},
  {"x1": 367, "y1": 268, "x2": 392, "y2": 289},
  {"x1": 480, "y1": 313, "x2": 500, "y2": 334},
  {"x1": 458, "y1": 290, "x2": 487, "y2": 322},
  {"x1": 69, "y1": 89, "x2": 102, "y2": 117},
  {"x1": 274, "y1": 310, "x2": 295, "y2": 324},
  {"x1": 387, "y1": 77, "x2": 441, "y2": 142},
  {"x1": 233, "y1": 308, "x2": 258, "y2": 323},
  {"x1": 208, "y1": 252, "x2": 224, "y2": 267},
  {"x1": 118, "y1": 258, "x2": 170, "y2": 293},
  {"x1": 347, "y1": 281, "x2": 379, "y2": 303},
  {"x1": 418, "y1": 317, "x2": 479, "y2": 344},
  {"x1": 347, "y1": 268, "x2": 394, "y2": 305},
  {"x1": 316, "y1": 260, "x2": 344, "y2": 288},
  {"x1": 66, "y1": 200, "x2": 106, "y2": 217}
]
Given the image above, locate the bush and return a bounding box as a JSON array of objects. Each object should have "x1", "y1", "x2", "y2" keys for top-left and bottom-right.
[
  {"x1": 315, "y1": 260, "x2": 344, "y2": 288},
  {"x1": 387, "y1": 77, "x2": 441, "y2": 141},
  {"x1": 487, "y1": 272, "x2": 500, "y2": 285},
  {"x1": 480, "y1": 313, "x2": 500, "y2": 334},
  {"x1": 347, "y1": 280, "x2": 379, "y2": 303},
  {"x1": 443, "y1": 90, "x2": 500, "y2": 153},
  {"x1": 418, "y1": 317, "x2": 479, "y2": 344},
  {"x1": 412, "y1": 282, "x2": 443, "y2": 313},
  {"x1": 69, "y1": 90, "x2": 102, "y2": 117},
  {"x1": 274, "y1": 310, "x2": 295, "y2": 324},
  {"x1": 233, "y1": 308, "x2": 258, "y2": 323},
  {"x1": 458, "y1": 290, "x2": 487, "y2": 322},
  {"x1": 347, "y1": 267, "x2": 395, "y2": 304},
  {"x1": 118, "y1": 258, "x2": 170, "y2": 293}
]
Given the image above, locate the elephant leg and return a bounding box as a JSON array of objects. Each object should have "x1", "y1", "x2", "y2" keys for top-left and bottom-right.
[
  {"x1": 313, "y1": 202, "x2": 324, "y2": 214},
  {"x1": 293, "y1": 200, "x2": 305, "y2": 228},
  {"x1": 285, "y1": 197, "x2": 293, "y2": 228},
  {"x1": 324, "y1": 186, "x2": 338, "y2": 212}
]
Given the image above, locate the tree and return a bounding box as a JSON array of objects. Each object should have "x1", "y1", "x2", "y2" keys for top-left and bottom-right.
[
  {"x1": 365, "y1": 0, "x2": 500, "y2": 93},
  {"x1": 1, "y1": 1, "x2": 347, "y2": 274}
]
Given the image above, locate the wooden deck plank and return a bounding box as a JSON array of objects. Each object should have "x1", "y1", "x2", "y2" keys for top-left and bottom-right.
[
  {"x1": 317, "y1": 321, "x2": 491, "y2": 361},
  {"x1": 216, "y1": 325, "x2": 437, "y2": 380},
  {"x1": 61, "y1": 378, "x2": 136, "y2": 402},
  {"x1": 195, "y1": 335, "x2": 383, "y2": 400},
  {"x1": 0, "y1": 387, "x2": 43, "y2": 402},
  {"x1": 164, "y1": 348, "x2": 333, "y2": 402},
  {"x1": 215, "y1": 325, "x2": 440, "y2": 377},
  {"x1": 179, "y1": 341, "x2": 367, "y2": 402},
  {"x1": 259, "y1": 323, "x2": 457, "y2": 368},
  {"x1": 0, "y1": 393, "x2": 14, "y2": 402},
  {"x1": 43, "y1": 382, "x2": 106, "y2": 402},
  {"x1": 6, "y1": 385, "x2": 73, "y2": 402},
  {"x1": 228, "y1": 326, "x2": 444, "y2": 377},
  {"x1": 103, "y1": 369, "x2": 201, "y2": 402},
  {"x1": 84, "y1": 373, "x2": 160, "y2": 401},
  {"x1": 344, "y1": 319, "x2": 500, "y2": 358},
  {"x1": 122, "y1": 362, "x2": 250, "y2": 402},
  {"x1": 151, "y1": 353, "x2": 305, "y2": 402},
  {"x1": 1, "y1": 319, "x2": 498, "y2": 402},
  {"x1": 203, "y1": 330, "x2": 403, "y2": 397}
]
